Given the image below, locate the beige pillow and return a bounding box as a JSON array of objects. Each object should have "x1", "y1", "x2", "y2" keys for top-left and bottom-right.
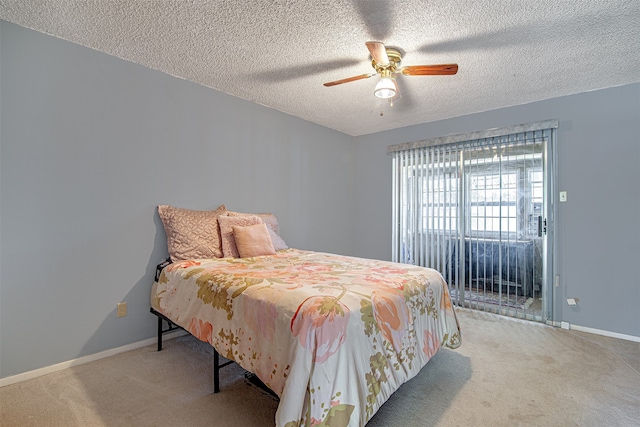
[
  {"x1": 233, "y1": 223, "x2": 276, "y2": 258},
  {"x1": 158, "y1": 204, "x2": 226, "y2": 261},
  {"x1": 227, "y1": 211, "x2": 288, "y2": 251},
  {"x1": 218, "y1": 215, "x2": 262, "y2": 258}
]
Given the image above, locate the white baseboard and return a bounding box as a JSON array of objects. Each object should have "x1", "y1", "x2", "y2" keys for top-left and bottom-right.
[
  {"x1": 0, "y1": 330, "x2": 187, "y2": 388},
  {"x1": 570, "y1": 324, "x2": 640, "y2": 342},
  {"x1": 469, "y1": 309, "x2": 639, "y2": 342},
  {"x1": 559, "y1": 321, "x2": 640, "y2": 343}
]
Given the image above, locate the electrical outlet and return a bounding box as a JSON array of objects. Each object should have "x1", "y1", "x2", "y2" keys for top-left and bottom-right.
[
  {"x1": 117, "y1": 302, "x2": 127, "y2": 318},
  {"x1": 566, "y1": 298, "x2": 579, "y2": 307}
]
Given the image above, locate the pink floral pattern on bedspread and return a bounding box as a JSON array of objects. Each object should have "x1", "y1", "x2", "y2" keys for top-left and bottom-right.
[{"x1": 153, "y1": 249, "x2": 461, "y2": 427}]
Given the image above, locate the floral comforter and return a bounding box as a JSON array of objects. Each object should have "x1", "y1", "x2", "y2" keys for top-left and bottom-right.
[{"x1": 151, "y1": 249, "x2": 461, "y2": 427}]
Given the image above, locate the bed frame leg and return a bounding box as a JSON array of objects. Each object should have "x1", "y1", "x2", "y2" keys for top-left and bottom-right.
[
  {"x1": 213, "y1": 350, "x2": 220, "y2": 393},
  {"x1": 157, "y1": 315, "x2": 163, "y2": 351}
]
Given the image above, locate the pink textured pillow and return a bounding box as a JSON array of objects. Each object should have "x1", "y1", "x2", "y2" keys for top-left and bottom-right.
[
  {"x1": 227, "y1": 211, "x2": 288, "y2": 251},
  {"x1": 218, "y1": 215, "x2": 262, "y2": 258},
  {"x1": 232, "y1": 223, "x2": 276, "y2": 258},
  {"x1": 158, "y1": 205, "x2": 227, "y2": 261},
  {"x1": 228, "y1": 211, "x2": 280, "y2": 234}
]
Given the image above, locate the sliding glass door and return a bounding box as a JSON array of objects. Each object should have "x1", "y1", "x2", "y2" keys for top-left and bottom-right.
[{"x1": 391, "y1": 121, "x2": 556, "y2": 322}]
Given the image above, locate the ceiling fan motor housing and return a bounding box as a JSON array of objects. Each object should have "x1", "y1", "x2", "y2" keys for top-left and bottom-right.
[{"x1": 372, "y1": 47, "x2": 402, "y2": 73}]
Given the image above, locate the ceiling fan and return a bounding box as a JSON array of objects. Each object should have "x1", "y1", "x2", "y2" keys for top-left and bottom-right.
[{"x1": 323, "y1": 41, "x2": 458, "y2": 99}]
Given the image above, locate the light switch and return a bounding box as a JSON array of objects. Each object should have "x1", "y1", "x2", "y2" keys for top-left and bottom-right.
[{"x1": 559, "y1": 191, "x2": 567, "y2": 202}]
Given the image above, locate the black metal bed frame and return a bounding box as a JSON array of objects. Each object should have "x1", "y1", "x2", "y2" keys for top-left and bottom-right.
[{"x1": 150, "y1": 307, "x2": 233, "y2": 393}]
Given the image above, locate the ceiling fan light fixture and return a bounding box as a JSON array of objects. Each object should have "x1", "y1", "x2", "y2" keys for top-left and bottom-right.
[{"x1": 374, "y1": 76, "x2": 397, "y2": 99}]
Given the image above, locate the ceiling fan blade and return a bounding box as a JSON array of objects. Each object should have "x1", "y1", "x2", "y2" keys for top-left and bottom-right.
[
  {"x1": 401, "y1": 64, "x2": 459, "y2": 76},
  {"x1": 323, "y1": 73, "x2": 376, "y2": 87},
  {"x1": 365, "y1": 41, "x2": 389, "y2": 65}
]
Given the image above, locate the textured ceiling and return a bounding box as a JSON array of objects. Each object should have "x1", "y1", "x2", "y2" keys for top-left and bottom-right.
[{"x1": 1, "y1": 1, "x2": 639, "y2": 136}]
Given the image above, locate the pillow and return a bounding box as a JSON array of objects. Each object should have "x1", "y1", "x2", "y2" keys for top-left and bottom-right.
[
  {"x1": 218, "y1": 215, "x2": 262, "y2": 258},
  {"x1": 228, "y1": 211, "x2": 280, "y2": 234},
  {"x1": 268, "y1": 228, "x2": 288, "y2": 251},
  {"x1": 227, "y1": 211, "x2": 288, "y2": 251},
  {"x1": 158, "y1": 204, "x2": 226, "y2": 261},
  {"x1": 232, "y1": 223, "x2": 276, "y2": 258}
]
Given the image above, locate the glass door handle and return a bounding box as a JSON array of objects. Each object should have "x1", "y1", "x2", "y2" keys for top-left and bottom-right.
[
  {"x1": 538, "y1": 216, "x2": 542, "y2": 237},
  {"x1": 538, "y1": 217, "x2": 547, "y2": 237}
]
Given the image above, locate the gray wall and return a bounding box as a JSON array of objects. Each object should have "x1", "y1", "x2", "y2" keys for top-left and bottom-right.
[
  {"x1": 354, "y1": 83, "x2": 640, "y2": 338},
  {"x1": 1, "y1": 20, "x2": 638, "y2": 379},
  {"x1": 0, "y1": 21, "x2": 354, "y2": 378}
]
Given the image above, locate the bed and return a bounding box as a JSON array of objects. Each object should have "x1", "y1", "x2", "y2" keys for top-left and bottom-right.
[{"x1": 151, "y1": 205, "x2": 461, "y2": 427}]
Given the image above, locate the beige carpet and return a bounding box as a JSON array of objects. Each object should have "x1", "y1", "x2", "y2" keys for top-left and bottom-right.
[{"x1": 1, "y1": 309, "x2": 638, "y2": 427}]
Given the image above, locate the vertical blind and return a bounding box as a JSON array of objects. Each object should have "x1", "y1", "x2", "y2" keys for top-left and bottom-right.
[{"x1": 389, "y1": 120, "x2": 557, "y2": 319}]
